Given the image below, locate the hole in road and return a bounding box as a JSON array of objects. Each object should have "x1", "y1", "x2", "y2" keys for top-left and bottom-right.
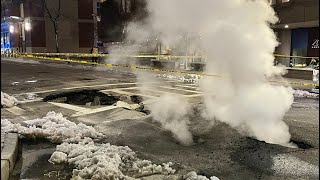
[
  {"x1": 290, "y1": 139, "x2": 314, "y2": 149},
  {"x1": 43, "y1": 90, "x2": 120, "y2": 106},
  {"x1": 43, "y1": 90, "x2": 146, "y2": 111}
]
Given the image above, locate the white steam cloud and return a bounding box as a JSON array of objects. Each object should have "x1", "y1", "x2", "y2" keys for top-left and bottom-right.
[
  {"x1": 150, "y1": 94, "x2": 193, "y2": 146},
  {"x1": 116, "y1": 0, "x2": 294, "y2": 147}
]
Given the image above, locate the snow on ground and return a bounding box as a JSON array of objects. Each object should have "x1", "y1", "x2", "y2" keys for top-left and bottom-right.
[
  {"x1": 49, "y1": 138, "x2": 176, "y2": 179},
  {"x1": 157, "y1": 73, "x2": 201, "y2": 83},
  {"x1": 2, "y1": 57, "x2": 41, "y2": 64},
  {"x1": 183, "y1": 171, "x2": 220, "y2": 180},
  {"x1": 1, "y1": 112, "x2": 219, "y2": 179},
  {"x1": 1, "y1": 91, "x2": 20, "y2": 108},
  {"x1": 1, "y1": 111, "x2": 104, "y2": 143},
  {"x1": 293, "y1": 90, "x2": 319, "y2": 98}
]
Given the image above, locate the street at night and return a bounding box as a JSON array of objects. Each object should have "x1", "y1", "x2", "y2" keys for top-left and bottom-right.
[{"x1": 1, "y1": 0, "x2": 319, "y2": 180}]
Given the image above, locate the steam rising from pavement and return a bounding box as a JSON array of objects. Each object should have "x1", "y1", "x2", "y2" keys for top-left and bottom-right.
[{"x1": 115, "y1": 0, "x2": 294, "y2": 147}]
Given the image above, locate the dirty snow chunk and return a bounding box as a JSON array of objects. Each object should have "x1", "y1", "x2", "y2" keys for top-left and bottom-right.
[
  {"x1": 184, "y1": 171, "x2": 219, "y2": 180},
  {"x1": 1, "y1": 91, "x2": 20, "y2": 108},
  {"x1": 116, "y1": 101, "x2": 141, "y2": 110},
  {"x1": 49, "y1": 152, "x2": 68, "y2": 164},
  {"x1": 293, "y1": 90, "x2": 319, "y2": 98},
  {"x1": 1, "y1": 111, "x2": 104, "y2": 143},
  {"x1": 25, "y1": 93, "x2": 38, "y2": 100},
  {"x1": 49, "y1": 138, "x2": 176, "y2": 179}
]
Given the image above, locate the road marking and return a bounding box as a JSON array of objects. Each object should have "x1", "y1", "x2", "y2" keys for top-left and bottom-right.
[
  {"x1": 13, "y1": 82, "x2": 164, "y2": 96},
  {"x1": 159, "y1": 86, "x2": 201, "y2": 94},
  {"x1": 108, "y1": 89, "x2": 157, "y2": 99},
  {"x1": 48, "y1": 102, "x2": 88, "y2": 112},
  {"x1": 141, "y1": 88, "x2": 183, "y2": 96},
  {"x1": 71, "y1": 106, "x2": 119, "y2": 117},
  {"x1": 174, "y1": 84, "x2": 200, "y2": 90},
  {"x1": 184, "y1": 84, "x2": 198, "y2": 87},
  {"x1": 5, "y1": 106, "x2": 26, "y2": 115},
  {"x1": 18, "y1": 98, "x2": 44, "y2": 104}
]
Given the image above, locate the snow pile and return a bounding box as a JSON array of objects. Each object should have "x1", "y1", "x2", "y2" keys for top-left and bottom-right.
[
  {"x1": 1, "y1": 111, "x2": 104, "y2": 143},
  {"x1": 157, "y1": 73, "x2": 201, "y2": 83},
  {"x1": 49, "y1": 138, "x2": 176, "y2": 179},
  {"x1": 183, "y1": 171, "x2": 220, "y2": 180},
  {"x1": 25, "y1": 93, "x2": 38, "y2": 100},
  {"x1": 1, "y1": 91, "x2": 20, "y2": 108},
  {"x1": 293, "y1": 90, "x2": 319, "y2": 98}
]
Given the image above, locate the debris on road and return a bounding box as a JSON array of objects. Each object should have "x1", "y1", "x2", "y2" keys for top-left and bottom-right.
[{"x1": 1, "y1": 91, "x2": 20, "y2": 108}]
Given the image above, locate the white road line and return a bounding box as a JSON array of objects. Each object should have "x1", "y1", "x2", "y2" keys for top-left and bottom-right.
[
  {"x1": 184, "y1": 84, "x2": 198, "y2": 87},
  {"x1": 13, "y1": 82, "x2": 161, "y2": 96},
  {"x1": 62, "y1": 82, "x2": 139, "y2": 90},
  {"x1": 108, "y1": 89, "x2": 157, "y2": 99},
  {"x1": 174, "y1": 84, "x2": 200, "y2": 90},
  {"x1": 159, "y1": 86, "x2": 201, "y2": 94},
  {"x1": 141, "y1": 88, "x2": 183, "y2": 96},
  {"x1": 5, "y1": 106, "x2": 26, "y2": 115},
  {"x1": 71, "y1": 106, "x2": 119, "y2": 117},
  {"x1": 183, "y1": 94, "x2": 203, "y2": 97},
  {"x1": 18, "y1": 98, "x2": 44, "y2": 104},
  {"x1": 48, "y1": 102, "x2": 89, "y2": 112},
  {"x1": 100, "y1": 87, "x2": 139, "y2": 92}
]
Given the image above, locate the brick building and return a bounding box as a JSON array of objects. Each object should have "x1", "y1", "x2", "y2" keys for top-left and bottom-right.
[{"x1": 1, "y1": 0, "x2": 99, "y2": 53}]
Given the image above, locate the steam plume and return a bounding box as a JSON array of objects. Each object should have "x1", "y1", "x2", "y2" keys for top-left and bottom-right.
[{"x1": 116, "y1": 0, "x2": 294, "y2": 147}]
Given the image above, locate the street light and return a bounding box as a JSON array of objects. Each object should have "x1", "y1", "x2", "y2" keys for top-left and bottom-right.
[
  {"x1": 25, "y1": 21, "x2": 31, "y2": 31},
  {"x1": 9, "y1": 25, "x2": 14, "y2": 33}
]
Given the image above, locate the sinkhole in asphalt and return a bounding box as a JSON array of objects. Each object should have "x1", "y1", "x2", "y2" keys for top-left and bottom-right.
[
  {"x1": 43, "y1": 90, "x2": 120, "y2": 106},
  {"x1": 290, "y1": 139, "x2": 314, "y2": 149}
]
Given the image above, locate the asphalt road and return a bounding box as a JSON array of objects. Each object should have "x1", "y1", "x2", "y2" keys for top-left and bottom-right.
[{"x1": 1, "y1": 58, "x2": 319, "y2": 180}]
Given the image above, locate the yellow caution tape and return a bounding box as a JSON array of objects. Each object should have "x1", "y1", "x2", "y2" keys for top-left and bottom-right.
[{"x1": 14, "y1": 54, "x2": 317, "y2": 87}]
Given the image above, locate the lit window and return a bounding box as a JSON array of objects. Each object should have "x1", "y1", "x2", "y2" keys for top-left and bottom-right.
[
  {"x1": 282, "y1": 0, "x2": 290, "y2": 2},
  {"x1": 269, "y1": 0, "x2": 276, "y2": 5}
]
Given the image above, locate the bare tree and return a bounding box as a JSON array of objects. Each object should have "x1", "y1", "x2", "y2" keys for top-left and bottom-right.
[{"x1": 43, "y1": 0, "x2": 61, "y2": 53}]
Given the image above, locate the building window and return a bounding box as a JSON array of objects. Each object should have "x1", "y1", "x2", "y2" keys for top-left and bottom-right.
[
  {"x1": 282, "y1": 0, "x2": 290, "y2": 3},
  {"x1": 269, "y1": 0, "x2": 276, "y2": 5}
]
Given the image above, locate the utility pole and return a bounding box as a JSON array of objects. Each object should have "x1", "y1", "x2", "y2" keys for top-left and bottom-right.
[
  {"x1": 20, "y1": 1, "x2": 25, "y2": 53},
  {"x1": 92, "y1": 0, "x2": 98, "y2": 47}
]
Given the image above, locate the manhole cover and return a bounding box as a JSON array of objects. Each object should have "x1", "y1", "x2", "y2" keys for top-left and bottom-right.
[{"x1": 43, "y1": 90, "x2": 120, "y2": 106}]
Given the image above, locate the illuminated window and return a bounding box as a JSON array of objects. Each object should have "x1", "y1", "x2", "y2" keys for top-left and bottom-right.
[
  {"x1": 269, "y1": 0, "x2": 276, "y2": 5},
  {"x1": 282, "y1": 0, "x2": 290, "y2": 2}
]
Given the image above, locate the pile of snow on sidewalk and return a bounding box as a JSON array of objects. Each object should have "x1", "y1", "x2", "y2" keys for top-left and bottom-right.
[
  {"x1": 1, "y1": 91, "x2": 20, "y2": 108},
  {"x1": 1, "y1": 111, "x2": 104, "y2": 143},
  {"x1": 293, "y1": 90, "x2": 319, "y2": 98},
  {"x1": 49, "y1": 138, "x2": 176, "y2": 179}
]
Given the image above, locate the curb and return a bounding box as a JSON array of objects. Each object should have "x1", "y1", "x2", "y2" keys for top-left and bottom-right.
[{"x1": 1, "y1": 133, "x2": 19, "y2": 180}]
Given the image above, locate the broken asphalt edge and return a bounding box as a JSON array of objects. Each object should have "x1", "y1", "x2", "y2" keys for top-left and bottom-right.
[{"x1": 1, "y1": 133, "x2": 19, "y2": 180}]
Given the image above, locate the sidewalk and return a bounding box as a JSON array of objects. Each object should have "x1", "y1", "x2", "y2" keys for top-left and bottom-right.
[{"x1": 1, "y1": 132, "x2": 19, "y2": 180}]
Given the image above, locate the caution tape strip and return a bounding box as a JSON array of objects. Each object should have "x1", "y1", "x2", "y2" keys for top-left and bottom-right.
[
  {"x1": 2, "y1": 52, "x2": 319, "y2": 59},
  {"x1": 6, "y1": 54, "x2": 320, "y2": 87}
]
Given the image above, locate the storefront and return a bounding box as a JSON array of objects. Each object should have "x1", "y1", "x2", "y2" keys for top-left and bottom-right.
[
  {"x1": 291, "y1": 27, "x2": 319, "y2": 66},
  {"x1": 1, "y1": 22, "x2": 11, "y2": 50}
]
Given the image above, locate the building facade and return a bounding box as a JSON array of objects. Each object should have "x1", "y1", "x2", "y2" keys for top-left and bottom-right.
[
  {"x1": 1, "y1": 0, "x2": 98, "y2": 53},
  {"x1": 272, "y1": 0, "x2": 319, "y2": 66}
]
